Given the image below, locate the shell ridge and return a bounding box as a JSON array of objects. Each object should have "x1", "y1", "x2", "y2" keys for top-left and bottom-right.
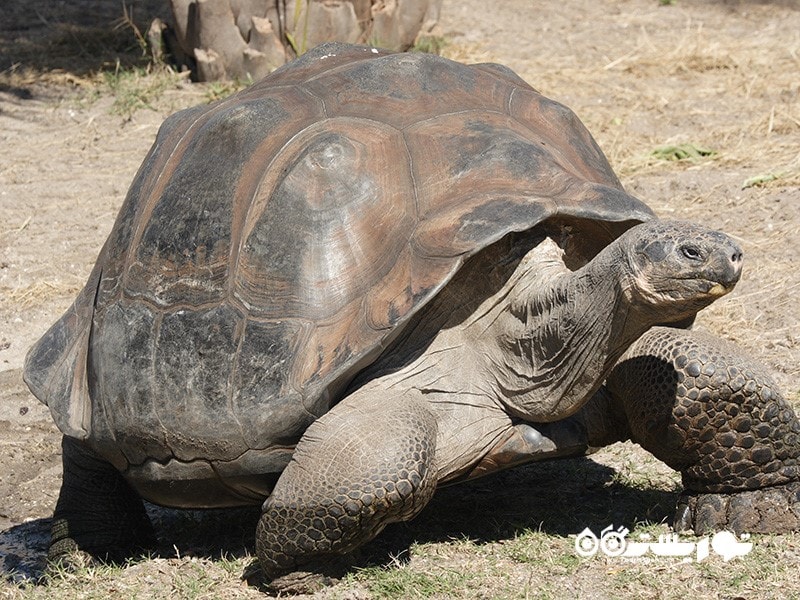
[
  {"x1": 298, "y1": 48, "x2": 397, "y2": 86},
  {"x1": 507, "y1": 86, "x2": 517, "y2": 115},
  {"x1": 395, "y1": 130, "x2": 420, "y2": 248},
  {"x1": 62, "y1": 314, "x2": 92, "y2": 436},
  {"x1": 89, "y1": 267, "x2": 123, "y2": 457},
  {"x1": 226, "y1": 86, "x2": 327, "y2": 302},
  {"x1": 400, "y1": 107, "x2": 510, "y2": 132},
  {"x1": 301, "y1": 84, "x2": 329, "y2": 119}
]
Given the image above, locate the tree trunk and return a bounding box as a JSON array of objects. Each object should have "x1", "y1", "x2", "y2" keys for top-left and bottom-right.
[{"x1": 166, "y1": 0, "x2": 443, "y2": 82}]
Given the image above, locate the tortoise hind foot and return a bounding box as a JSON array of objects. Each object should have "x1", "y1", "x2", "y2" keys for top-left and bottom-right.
[
  {"x1": 675, "y1": 481, "x2": 800, "y2": 534},
  {"x1": 50, "y1": 436, "x2": 156, "y2": 566}
]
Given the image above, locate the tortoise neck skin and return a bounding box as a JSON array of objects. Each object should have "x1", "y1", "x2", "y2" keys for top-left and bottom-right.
[
  {"x1": 485, "y1": 220, "x2": 743, "y2": 424},
  {"x1": 485, "y1": 236, "x2": 643, "y2": 424}
]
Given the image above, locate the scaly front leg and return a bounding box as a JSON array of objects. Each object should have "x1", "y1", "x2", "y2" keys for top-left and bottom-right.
[
  {"x1": 606, "y1": 326, "x2": 800, "y2": 534},
  {"x1": 256, "y1": 390, "x2": 439, "y2": 593}
]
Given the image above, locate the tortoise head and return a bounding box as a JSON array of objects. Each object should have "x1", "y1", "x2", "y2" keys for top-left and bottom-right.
[{"x1": 619, "y1": 220, "x2": 743, "y2": 320}]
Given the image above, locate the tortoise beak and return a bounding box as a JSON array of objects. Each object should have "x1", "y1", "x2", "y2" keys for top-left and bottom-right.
[{"x1": 705, "y1": 282, "x2": 733, "y2": 298}]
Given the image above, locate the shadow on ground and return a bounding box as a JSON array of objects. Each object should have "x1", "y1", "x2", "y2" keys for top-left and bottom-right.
[
  {"x1": 0, "y1": 0, "x2": 169, "y2": 81},
  {"x1": 2, "y1": 455, "x2": 677, "y2": 585},
  {"x1": 370, "y1": 455, "x2": 676, "y2": 563}
]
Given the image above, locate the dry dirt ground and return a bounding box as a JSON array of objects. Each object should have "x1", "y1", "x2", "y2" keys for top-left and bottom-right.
[{"x1": 1, "y1": 0, "x2": 799, "y2": 598}]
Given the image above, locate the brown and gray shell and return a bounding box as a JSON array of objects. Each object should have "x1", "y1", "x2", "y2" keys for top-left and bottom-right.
[{"x1": 24, "y1": 43, "x2": 654, "y2": 469}]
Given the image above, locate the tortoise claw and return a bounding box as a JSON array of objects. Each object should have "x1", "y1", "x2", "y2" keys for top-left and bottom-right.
[
  {"x1": 674, "y1": 481, "x2": 800, "y2": 535},
  {"x1": 258, "y1": 554, "x2": 357, "y2": 595}
]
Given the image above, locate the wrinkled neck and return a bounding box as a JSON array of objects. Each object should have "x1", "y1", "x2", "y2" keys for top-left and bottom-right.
[{"x1": 487, "y1": 241, "x2": 650, "y2": 423}]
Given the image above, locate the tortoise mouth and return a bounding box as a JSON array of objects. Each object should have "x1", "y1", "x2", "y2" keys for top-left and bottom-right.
[{"x1": 700, "y1": 279, "x2": 734, "y2": 298}]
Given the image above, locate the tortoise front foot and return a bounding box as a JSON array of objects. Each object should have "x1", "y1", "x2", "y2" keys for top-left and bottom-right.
[
  {"x1": 675, "y1": 481, "x2": 800, "y2": 534},
  {"x1": 262, "y1": 555, "x2": 357, "y2": 595},
  {"x1": 256, "y1": 392, "x2": 438, "y2": 588},
  {"x1": 606, "y1": 327, "x2": 800, "y2": 534}
]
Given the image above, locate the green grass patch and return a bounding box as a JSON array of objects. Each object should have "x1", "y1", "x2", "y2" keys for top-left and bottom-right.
[
  {"x1": 358, "y1": 566, "x2": 476, "y2": 599},
  {"x1": 501, "y1": 529, "x2": 581, "y2": 574},
  {"x1": 170, "y1": 560, "x2": 218, "y2": 598},
  {"x1": 103, "y1": 62, "x2": 185, "y2": 117},
  {"x1": 742, "y1": 172, "x2": 782, "y2": 189},
  {"x1": 651, "y1": 143, "x2": 716, "y2": 162},
  {"x1": 412, "y1": 35, "x2": 449, "y2": 55}
]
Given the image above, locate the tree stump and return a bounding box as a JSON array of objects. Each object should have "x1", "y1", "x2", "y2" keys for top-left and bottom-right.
[{"x1": 166, "y1": 0, "x2": 443, "y2": 81}]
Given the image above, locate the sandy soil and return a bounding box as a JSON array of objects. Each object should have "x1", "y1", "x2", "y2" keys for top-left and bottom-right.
[{"x1": 1, "y1": 0, "x2": 798, "y2": 596}]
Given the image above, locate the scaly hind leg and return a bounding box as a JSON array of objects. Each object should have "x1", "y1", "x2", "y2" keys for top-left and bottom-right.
[
  {"x1": 606, "y1": 326, "x2": 800, "y2": 534},
  {"x1": 255, "y1": 390, "x2": 438, "y2": 593},
  {"x1": 49, "y1": 436, "x2": 156, "y2": 564}
]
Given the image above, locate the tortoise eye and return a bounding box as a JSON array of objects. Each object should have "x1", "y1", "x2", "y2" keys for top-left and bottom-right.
[{"x1": 681, "y1": 245, "x2": 702, "y2": 260}]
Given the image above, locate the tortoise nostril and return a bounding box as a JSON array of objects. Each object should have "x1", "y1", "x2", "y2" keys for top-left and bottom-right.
[
  {"x1": 721, "y1": 245, "x2": 744, "y2": 285},
  {"x1": 729, "y1": 248, "x2": 743, "y2": 264}
]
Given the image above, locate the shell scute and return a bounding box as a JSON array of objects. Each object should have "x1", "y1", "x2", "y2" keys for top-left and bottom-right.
[
  {"x1": 125, "y1": 96, "x2": 312, "y2": 307},
  {"x1": 89, "y1": 302, "x2": 160, "y2": 468},
  {"x1": 508, "y1": 88, "x2": 621, "y2": 188},
  {"x1": 234, "y1": 318, "x2": 315, "y2": 449},
  {"x1": 153, "y1": 304, "x2": 244, "y2": 461},
  {"x1": 235, "y1": 118, "x2": 416, "y2": 321}
]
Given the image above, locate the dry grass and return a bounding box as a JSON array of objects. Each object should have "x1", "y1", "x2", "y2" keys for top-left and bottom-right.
[
  {"x1": 516, "y1": 13, "x2": 796, "y2": 180},
  {"x1": 2, "y1": 0, "x2": 800, "y2": 599},
  {"x1": 435, "y1": 13, "x2": 800, "y2": 185},
  {"x1": 440, "y1": 40, "x2": 495, "y2": 65},
  {"x1": 1, "y1": 281, "x2": 81, "y2": 310}
]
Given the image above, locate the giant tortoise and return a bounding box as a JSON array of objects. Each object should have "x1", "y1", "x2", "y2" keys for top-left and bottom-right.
[{"x1": 24, "y1": 43, "x2": 800, "y2": 587}]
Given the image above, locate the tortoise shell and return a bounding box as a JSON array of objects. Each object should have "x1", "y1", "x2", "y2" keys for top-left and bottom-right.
[{"x1": 24, "y1": 43, "x2": 654, "y2": 506}]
